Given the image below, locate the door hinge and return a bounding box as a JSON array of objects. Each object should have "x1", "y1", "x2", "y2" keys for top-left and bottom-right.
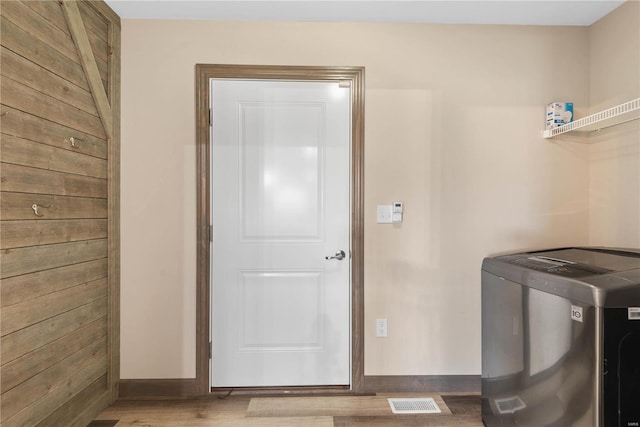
[
  {"x1": 209, "y1": 108, "x2": 213, "y2": 127},
  {"x1": 209, "y1": 341, "x2": 212, "y2": 359},
  {"x1": 209, "y1": 224, "x2": 213, "y2": 242}
]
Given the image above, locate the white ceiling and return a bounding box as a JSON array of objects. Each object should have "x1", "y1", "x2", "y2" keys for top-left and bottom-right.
[{"x1": 104, "y1": 0, "x2": 626, "y2": 26}]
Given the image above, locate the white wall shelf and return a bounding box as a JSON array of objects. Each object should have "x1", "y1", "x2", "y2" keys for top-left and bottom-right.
[{"x1": 543, "y1": 97, "x2": 640, "y2": 139}]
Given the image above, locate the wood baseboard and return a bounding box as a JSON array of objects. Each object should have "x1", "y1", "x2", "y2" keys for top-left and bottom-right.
[
  {"x1": 118, "y1": 379, "x2": 198, "y2": 399},
  {"x1": 363, "y1": 375, "x2": 480, "y2": 393},
  {"x1": 118, "y1": 375, "x2": 479, "y2": 399}
]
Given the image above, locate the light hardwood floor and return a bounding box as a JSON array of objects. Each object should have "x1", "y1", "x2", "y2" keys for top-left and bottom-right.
[{"x1": 92, "y1": 393, "x2": 483, "y2": 426}]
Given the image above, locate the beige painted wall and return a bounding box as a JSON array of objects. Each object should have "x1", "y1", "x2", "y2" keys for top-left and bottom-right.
[
  {"x1": 588, "y1": 0, "x2": 640, "y2": 247},
  {"x1": 120, "y1": 20, "x2": 594, "y2": 379}
]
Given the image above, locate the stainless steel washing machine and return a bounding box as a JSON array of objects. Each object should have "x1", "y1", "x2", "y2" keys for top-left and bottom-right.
[{"x1": 481, "y1": 247, "x2": 640, "y2": 427}]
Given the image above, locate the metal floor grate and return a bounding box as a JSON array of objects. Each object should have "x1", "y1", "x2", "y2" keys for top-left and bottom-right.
[{"x1": 388, "y1": 397, "x2": 441, "y2": 414}]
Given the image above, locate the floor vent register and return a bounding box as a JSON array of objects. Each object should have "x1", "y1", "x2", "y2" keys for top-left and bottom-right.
[{"x1": 387, "y1": 398, "x2": 442, "y2": 414}]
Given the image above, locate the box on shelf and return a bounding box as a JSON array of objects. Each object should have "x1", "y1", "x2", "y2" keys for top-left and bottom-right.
[{"x1": 546, "y1": 102, "x2": 574, "y2": 129}]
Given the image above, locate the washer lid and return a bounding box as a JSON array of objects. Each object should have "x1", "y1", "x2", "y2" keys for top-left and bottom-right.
[
  {"x1": 482, "y1": 247, "x2": 640, "y2": 307},
  {"x1": 527, "y1": 248, "x2": 640, "y2": 273},
  {"x1": 509, "y1": 254, "x2": 611, "y2": 278}
]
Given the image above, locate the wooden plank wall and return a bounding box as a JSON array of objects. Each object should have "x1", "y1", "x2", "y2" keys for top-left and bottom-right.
[{"x1": 0, "y1": 1, "x2": 120, "y2": 425}]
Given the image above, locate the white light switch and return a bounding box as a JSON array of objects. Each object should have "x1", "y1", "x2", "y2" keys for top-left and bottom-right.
[{"x1": 377, "y1": 205, "x2": 393, "y2": 223}]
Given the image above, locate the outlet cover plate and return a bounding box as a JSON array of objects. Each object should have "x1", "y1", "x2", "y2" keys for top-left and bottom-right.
[{"x1": 376, "y1": 318, "x2": 387, "y2": 337}]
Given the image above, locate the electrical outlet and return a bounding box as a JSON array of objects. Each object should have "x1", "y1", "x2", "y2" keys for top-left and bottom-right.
[{"x1": 376, "y1": 318, "x2": 388, "y2": 337}]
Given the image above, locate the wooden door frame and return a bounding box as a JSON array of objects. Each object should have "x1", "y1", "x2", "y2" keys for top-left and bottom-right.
[{"x1": 195, "y1": 64, "x2": 365, "y2": 395}]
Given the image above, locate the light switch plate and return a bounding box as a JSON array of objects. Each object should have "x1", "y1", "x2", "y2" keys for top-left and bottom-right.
[{"x1": 377, "y1": 205, "x2": 393, "y2": 223}]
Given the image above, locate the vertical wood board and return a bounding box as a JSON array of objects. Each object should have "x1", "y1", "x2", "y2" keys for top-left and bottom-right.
[{"x1": 106, "y1": 8, "x2": 122, "y2": 400}]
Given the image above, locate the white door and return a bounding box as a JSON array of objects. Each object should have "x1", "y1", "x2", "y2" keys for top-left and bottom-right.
[{"x1": 210, "y1": 79, "x2": 351, "y2": 387}]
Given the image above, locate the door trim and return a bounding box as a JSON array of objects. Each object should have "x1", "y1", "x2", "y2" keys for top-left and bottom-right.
[{"x1": 195, "y1": 65, "x2": 365, "y2": 395}]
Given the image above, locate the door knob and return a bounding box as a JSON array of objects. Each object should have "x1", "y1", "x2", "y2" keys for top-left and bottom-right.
[{"x1": 325, "y1": 250, "x2": 346, "y2": 260}]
